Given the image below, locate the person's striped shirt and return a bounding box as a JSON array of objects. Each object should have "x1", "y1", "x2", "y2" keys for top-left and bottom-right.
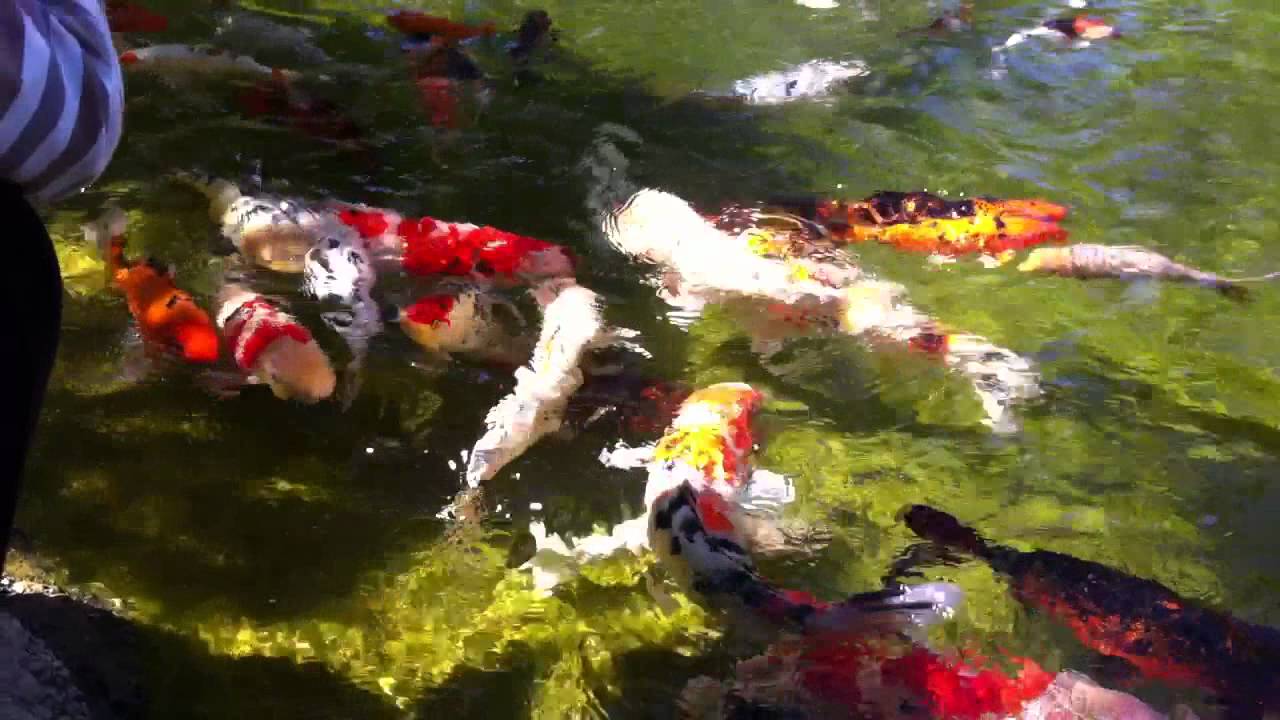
[{"x1": 0, "y1": 0, "x2": 123, "y2": 206}]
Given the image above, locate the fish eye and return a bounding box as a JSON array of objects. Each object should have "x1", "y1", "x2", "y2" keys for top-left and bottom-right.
[{"x1": 327, "y1": 238, "x2": 341, "y2": 250}]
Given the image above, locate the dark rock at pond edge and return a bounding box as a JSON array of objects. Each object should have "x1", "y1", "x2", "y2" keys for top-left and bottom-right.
[
  {"x1": 1, "y1": 565, "x2": 404, "y2": 719},
  {"x1": 1, "y1": 575, "x2": 147, "y2": 720}
]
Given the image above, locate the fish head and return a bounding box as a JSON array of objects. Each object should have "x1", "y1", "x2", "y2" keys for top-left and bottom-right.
[
  {"x1": 260, "y1": 335, "x2": 336, "y2": 403},
  {"x1": 1017, "y1": 247, "x2": 1070, "y2": 273},
  {"x1": 303, "y1": 234, "x2": 376, "y2": 303},
  {"x1": 1074, "y1": 16, "x2": 1117, "y2": 40},
  {"x1": 603, "y1": 188, "x2": 706, "y2": 266}
]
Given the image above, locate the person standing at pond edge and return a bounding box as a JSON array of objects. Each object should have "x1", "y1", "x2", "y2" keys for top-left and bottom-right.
[{"x1": 0, "y1": 0, "x2": 124, "y2": 563}]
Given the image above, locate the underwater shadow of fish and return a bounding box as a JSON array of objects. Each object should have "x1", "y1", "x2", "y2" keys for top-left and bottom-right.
[{"x1": 901, "y1": 504, "x2": 1280, "y2": 717}]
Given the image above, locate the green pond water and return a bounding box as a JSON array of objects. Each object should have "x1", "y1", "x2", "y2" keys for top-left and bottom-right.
[{"x1": 14, "y1": 0, "x2": 1280, "y2": 716}]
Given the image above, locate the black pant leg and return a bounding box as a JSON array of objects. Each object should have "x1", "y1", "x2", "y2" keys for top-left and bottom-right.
[{"x1": 0, "y1": 181, "x2": 63, "y2": 565}]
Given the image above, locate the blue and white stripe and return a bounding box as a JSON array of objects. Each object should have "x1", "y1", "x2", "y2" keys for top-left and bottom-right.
[{"x1": 0, "y1": 0, "x2": 123, "y2": 205}]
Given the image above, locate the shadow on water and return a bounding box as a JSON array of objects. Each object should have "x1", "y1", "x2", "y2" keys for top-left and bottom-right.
[{"x1": 0, "y1": 590, "x2": 403, "y2": 719}]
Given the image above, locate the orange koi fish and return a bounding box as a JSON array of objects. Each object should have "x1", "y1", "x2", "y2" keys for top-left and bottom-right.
[
  {"x1": 84, "y1": 206, "x2": 220, "y2": 363},
  {"x1": 106, "y1": 0, "x2": 169, "y2": 33},
  {"x1": 1018, "y1": 244, "x2": 1280, "y2": 301},
  {"x1": 904, "y1": 505, "x2": 1280, "y2": 715},
  {"x1": 775, "y1": 191, "x2": 1070, "y2": 256},
  {"x1": 215, "y1": 285, "x2": 336, "y2": 403},
  {"x1": 386, "y1": 11, "x2": 496, "y2": 43}
]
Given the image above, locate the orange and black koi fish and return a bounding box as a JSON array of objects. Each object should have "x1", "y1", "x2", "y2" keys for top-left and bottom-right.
[
  {"x1": 106, "y1": 0, "x2": 168, "y2": 33},
  {"x1": 903, "y1": 504, "x2": 1280, "y2": 715},
  {"x1": 1019, "y1": 244, "x2": 1279, "y2": 302},
  {"x1": 1043, "y1": 15, "x2": 1119, "y2": 41},
  {"x1": 770, "y1": 191, "x2": 1069, "y2": 256},
  {"x1": 84, "y1": 206, "x2": 220, "y2": 363}
]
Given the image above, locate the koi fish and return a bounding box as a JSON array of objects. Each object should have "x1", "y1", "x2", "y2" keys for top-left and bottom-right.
[
  {"x1": 84, "y1": 205, "x2": 220, "y2": 363},
  {"x1": 235, "y1": 71, "x2": 364, "y2": 147},
  {"x1": 604, "y1": 189, "x2": 1041, "y2": 432},
  {"x1": 652, "y1": 478, "x2": 962, "y2": 636},
  {"x1": 86, "y1": 208, "x2": 221, "y2": 365},
  {"x1": 1041, "y1": 15, "x2": 1119, "y2": 41},
  {"x1": 995, "y1": 15, "x2": 1119, "y2": 55},
  {"x1": 399, "y1": 31, "x2": 488, "y2": 129},
  {"x1": 1018, "y1": 244, "x2": 1280, "y2": 301},
  {"x1": 303, "y1": 233, "x2": 381, "y2": 409},
  {"x1": 119, "y1": 44, "x2": 301, "y2": 82},
  {"x1": 386, "y1": 11, "x2": 497, "y2": 43},
  {"x1": 776, "y1": 191, "x2": 1070, "y2": 256},
  {"x1": 332, "y1": 204, "x2": 576, "y2": 284},
  {"x1": 507, "y1": 10, "x2": 557, "y2": 86},
  {"x1": 390, "y1": 289, "x2": 530, "y2": 365},
  {"x1": 903, "y1": 504, "x2": 1280, "y2": 713},
  {"x1": 721, "y1": 59, "x2": 869, "y2": 105},
  {"x1": 175, "y1": 173, "x2": 349, "y2": 274},
  {"x1": 465, "y1": 279, "x2": 611, "y2": 486},
  {"x1": 681, "y1": 641, "x2": 1183, "y2": 720},
  {"x1": 215, "y1": 284, "x2": 336, "y2": 403},
  {"x1": 106, "y1": 0, "x2": 168, "y2": 33}
]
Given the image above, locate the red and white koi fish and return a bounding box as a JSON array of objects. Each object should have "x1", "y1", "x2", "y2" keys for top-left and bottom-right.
[
  {"x1": 119, "y1": 44, "x2": 302, "y2": 82},
  {"x1": 604, "y1": 189, "x2": 1040, "y2": 432},
  {"x1": 215, "y1": 284, "x2": 336, "y2": 403},
  {"x1": 680, "y1": 638, "x2": 1184, "y2": 720},
  {"x1": 1018, "y1": 244, "x2": 1280, "y2": 302},
  {"x1": 390, "y1": 289, "x2": 531, "y2": 365},
  {"x1": 331, "y1": 203, "x2": 576, "y2": 285}
]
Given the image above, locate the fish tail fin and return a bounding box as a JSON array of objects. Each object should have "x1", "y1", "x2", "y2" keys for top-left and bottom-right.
[
  {"x1": 1218, "y1": 270, "x2": 1280, "y2": 302},
  {"x1": 807, "y1": 581, "x2": 965, "y2": 635},
  {"x1": 83, "y1": 204, "x2": 129, "y2": 281},
  {"x1": 1215, "y1": 281, "x2": 1251, "y2": 303},
  {"x1": 901, "y1": 504, "x2": 993, "y2": 558}
]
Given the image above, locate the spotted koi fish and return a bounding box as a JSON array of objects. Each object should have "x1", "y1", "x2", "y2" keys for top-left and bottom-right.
[
  {"x1": 84, "y1": 205, "x2": 220, "y2": 364},
  {"x1": 332, "y1": 203, "x2": 576, "y2": 285},
  {"x1": 774, "y1": 191, "x2": 1070, "y2": 256},
  {"x1": 216, "y1": 284, "x2": 335, "y2": 403},
  {"x1": 904, "y1": 505, "x2": 1280, "y2": 715},
  {"x1": 119, "y1": 44, "x2": 301, "y2": 83},
  {"x1": 1018, "y1": 244, "x2": 1280, "y2": 302},
  {"x1": 176, "y1": 173, "x2": 352, "y2": 274},
  {"x1": 391, "y1": 289, "x2": 530, "y2": 365},
  {"x1": 641, "y1": 384, "x2": 960, "y2": 633}
]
